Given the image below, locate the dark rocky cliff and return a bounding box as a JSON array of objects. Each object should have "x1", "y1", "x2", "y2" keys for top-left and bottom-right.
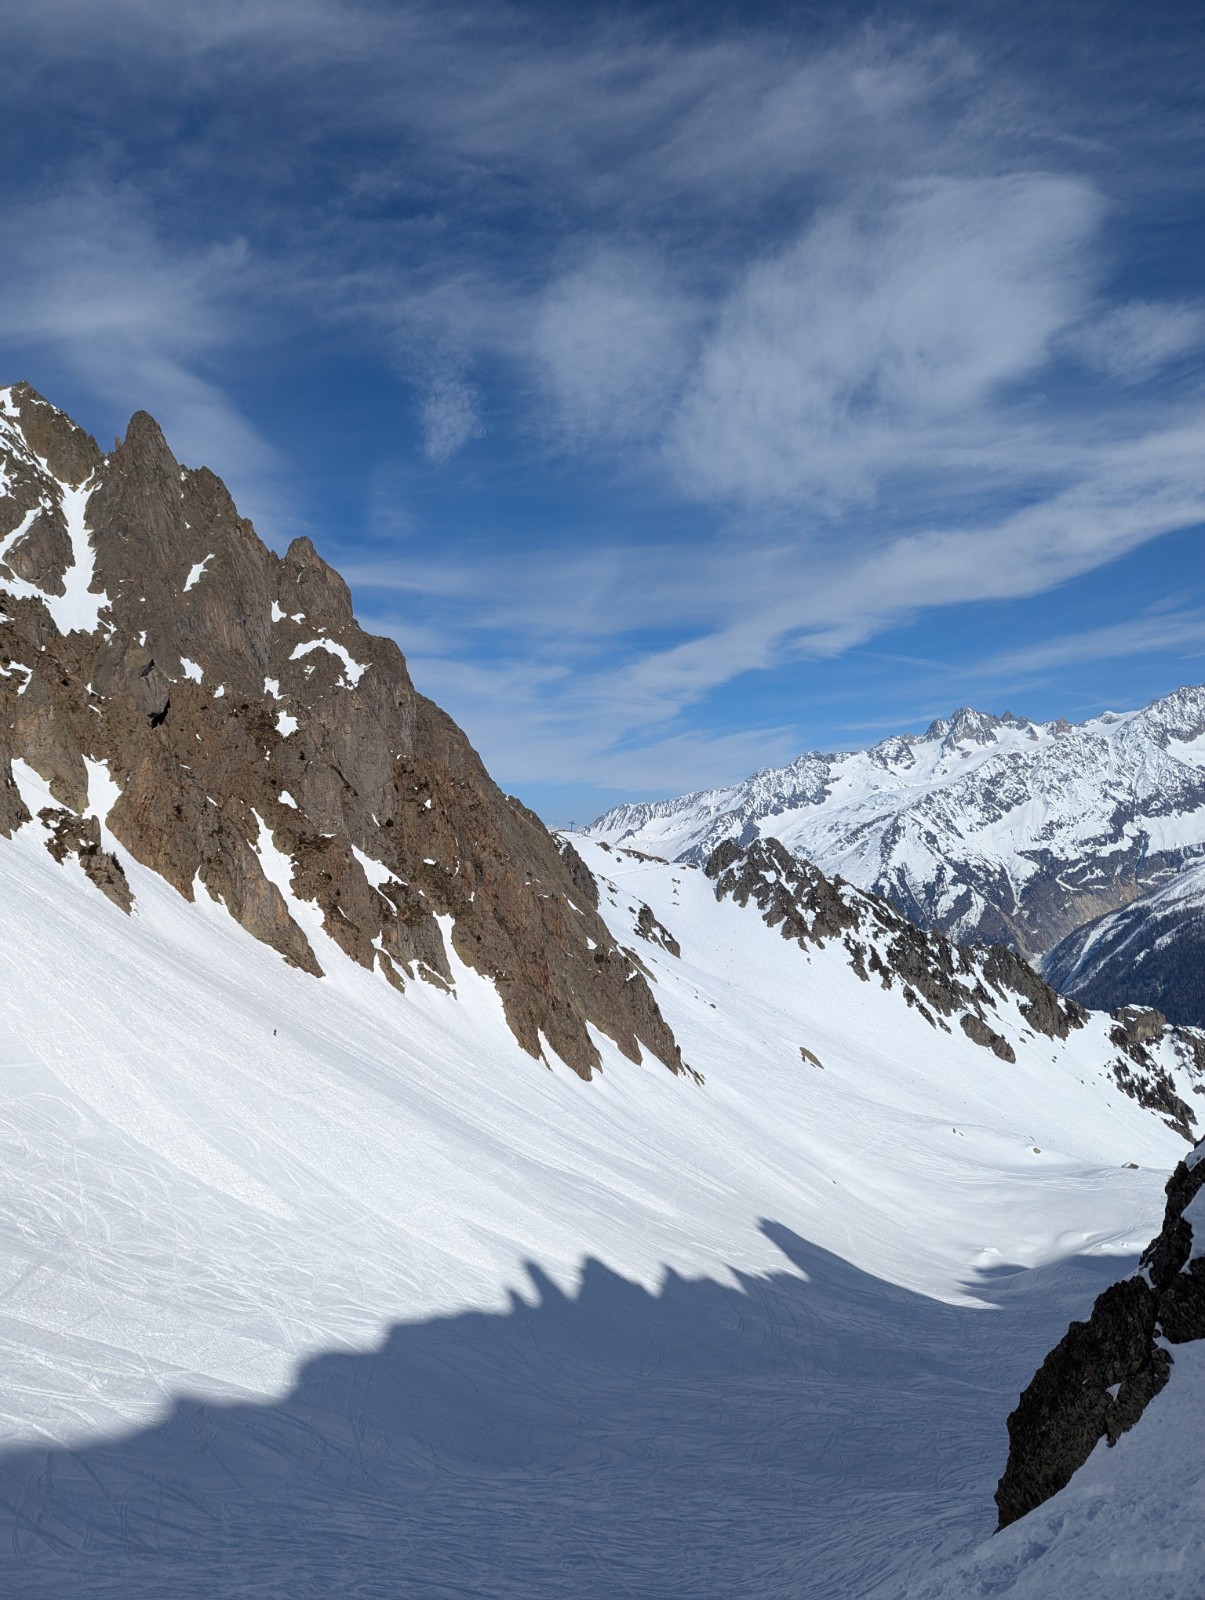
[
  {"x1": 995, "y1": 1136, "x2": 1205, "y2": 1528},
  {"x1": 0, "y1": 383, "x2": 684, "y2": 1082}
]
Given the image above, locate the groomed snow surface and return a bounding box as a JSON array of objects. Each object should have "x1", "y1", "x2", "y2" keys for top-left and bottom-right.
[{"x1": 0, "y1": 824, "x2": 1200, "y2": 1595}]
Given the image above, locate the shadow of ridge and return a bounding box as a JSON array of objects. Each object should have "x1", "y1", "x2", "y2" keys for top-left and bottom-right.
[{"x1": 0, "y1": 1223, "x2": 1135, "y2": 1600}]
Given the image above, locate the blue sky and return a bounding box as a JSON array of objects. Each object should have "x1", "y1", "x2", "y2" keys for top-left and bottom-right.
[{"x1": 3, "y1": 0, "x2": 1204, "y2": 822}]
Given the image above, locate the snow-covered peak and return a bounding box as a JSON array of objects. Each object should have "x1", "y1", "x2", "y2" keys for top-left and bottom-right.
[{"x1": 583, "y1": 687, "x2": 1205, "y2": 957}]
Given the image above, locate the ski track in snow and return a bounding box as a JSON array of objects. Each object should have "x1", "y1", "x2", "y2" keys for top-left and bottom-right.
[{"x1": 0, "y1": 830, "x2": 1197, "y2": 1595}]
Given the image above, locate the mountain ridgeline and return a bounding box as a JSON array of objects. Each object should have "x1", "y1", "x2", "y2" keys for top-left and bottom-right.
[
  {"x1": 695, "y1": 835, "x2": 1205, "y2": 1141},
  {"x1": 587, "y1": 690, "x2": 1205, "y2": 1026},
  {"x1": 0, "y1": 383, "x2": 683, "y2": 1082}
]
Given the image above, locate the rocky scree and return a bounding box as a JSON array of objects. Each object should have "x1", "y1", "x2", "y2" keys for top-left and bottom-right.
[{"x1": 0, "y1": 382, "x2": 685, "y2": 1082}]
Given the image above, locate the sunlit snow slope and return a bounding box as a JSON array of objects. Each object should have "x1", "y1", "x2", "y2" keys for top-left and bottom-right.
[{"x1": 0, "y1": 782, "x2": 1196, "y2": 1595}]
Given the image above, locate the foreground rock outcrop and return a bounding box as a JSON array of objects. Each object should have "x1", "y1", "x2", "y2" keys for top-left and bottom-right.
[
  {"x1": 0, "y1": 383, "x2": 684, "y2": 1081},
  {"x1": 995, "y1": 1137, "x2": 1205, "y2": 1528}
]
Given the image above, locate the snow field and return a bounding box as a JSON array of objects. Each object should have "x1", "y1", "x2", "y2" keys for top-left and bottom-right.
[{"x1": 0, "y1": 812, "x2": 1191, "y2": 1595}]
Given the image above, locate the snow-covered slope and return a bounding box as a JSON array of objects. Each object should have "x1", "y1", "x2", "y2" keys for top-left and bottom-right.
[
  {"x1": 0, "y1": 796, "x2": 1201, "y2": 1595},
  {"x1": 906, "y1": 1342, "x2": 1205, "y2": 1598},
  {"x1": 3, "y1": 383, "x2": 1202, "y2": 1594},
  {"x1": 913, "y1": 1136, "x2": 1205, "y2": 1599},
  {"x1": 1044, "y1": 857, "x2": 1205, "y2": 1028},
  {"x1": 585, "y1": 694, "x2": 1205, "y2": 957}
]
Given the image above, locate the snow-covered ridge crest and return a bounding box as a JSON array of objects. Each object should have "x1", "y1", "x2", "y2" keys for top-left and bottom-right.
[{"x1": 586, "y1": 687, "x2": 1205, "y2": 959}]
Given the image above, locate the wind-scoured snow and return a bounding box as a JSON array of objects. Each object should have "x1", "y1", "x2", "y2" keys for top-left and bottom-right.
[{"x1": 0, "y1": 820, "x2": 1196, "y2": 1594}]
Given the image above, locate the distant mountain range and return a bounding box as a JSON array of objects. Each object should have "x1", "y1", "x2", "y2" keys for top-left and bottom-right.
[
  {"x1": 1044, "y1": 858, "x2": 1205, "y2": 1027},
  {"x1": 586, "y1": 691, "x2": 1205, "y2": 1022}
]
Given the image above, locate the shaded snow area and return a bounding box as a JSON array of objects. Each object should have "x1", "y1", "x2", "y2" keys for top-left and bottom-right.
[
  {"x1": 911, "y1": 1341, "x2": 1205, "y2": 1599},
  {"x1": 0, "y1": 832, "x2": 1197, "y2": 1596}
]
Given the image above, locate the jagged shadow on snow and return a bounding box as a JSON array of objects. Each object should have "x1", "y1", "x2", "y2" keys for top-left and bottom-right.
[{"x1": 0, "y1": 1227, "x2": 1134, "y2": 1600}]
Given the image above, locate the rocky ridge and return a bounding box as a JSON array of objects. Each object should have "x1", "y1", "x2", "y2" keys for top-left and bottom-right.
[
  {"x1": 586, "y1": 693, "x2": 1205, "y2": 962},
  {"x1": 0, "y1": 383, "x2": 684, "y2": 1082},
  {"x1": 995, "y1": 1133, "x2": 1205, "y2": 1529},
  {"x1": 702, "y1": 836, "x2": 1205, "y2": 1139}
]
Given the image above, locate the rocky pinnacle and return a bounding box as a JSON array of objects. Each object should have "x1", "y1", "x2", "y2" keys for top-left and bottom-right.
[{"x1": 0, "y1": 383, "x2": 685, "y2": 1082}]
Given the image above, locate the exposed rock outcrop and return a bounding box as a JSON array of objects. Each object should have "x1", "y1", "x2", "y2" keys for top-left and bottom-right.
[
  {"x1": 1105, "y1": 1005, "x2": 1199, "y2": 1138},
  {"x1": 704, "y1": 836, "x2": 1084, "y2": 1064},
  {"x1": 635, "y1": 903, "x2": 680, "y2": 958},
  {"x1": 0, "y1": 382, "x2": 685, "y2": 1082},
  {"x1": 995, "y1": 1138, "x2": 1205, "y2": 1528}
]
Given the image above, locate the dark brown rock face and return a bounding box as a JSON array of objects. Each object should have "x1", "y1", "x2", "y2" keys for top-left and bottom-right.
[
  {"x1": 995, "y1": 1139, "x2": 1205, "y2": 1529},
  {"x1": 0, "y1": 383, "x2": 684, "y2": 1081},
  {"x1": 635, "y1": 903, "x2": 681, "y2": 958}
]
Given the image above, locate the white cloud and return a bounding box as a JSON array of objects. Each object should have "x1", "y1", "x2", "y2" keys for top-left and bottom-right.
[
  {"x1": 532, "y1": 250, "x2": 694, "y2": 443},
  {"x1": 667, "y1": 174, "x2": 1103, "y2": 506},
  {"x1": 972, "y1": 610, "x2": 1205, "y2": 678},
  {"x1": 1071, "y1": 300, "x2": 1205, "y2": 384},
  {"x1": 419, "y1": 371, "x2": 484, "y2": 463},
  {"x1": 0, "y1": 182, "x2": 284, "y2": 533},
  {"x1": 355, "y1": 409, "x2": 1205, "y2": 791}
]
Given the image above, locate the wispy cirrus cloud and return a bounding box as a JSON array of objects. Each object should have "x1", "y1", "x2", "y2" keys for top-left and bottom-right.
[
  {"x1": 347, "y1": 406, "x2": 1205, "y2": 792},
  {"x1": 664, "y1": 173, "x2": 1104, "y2": 507},
  {"x1": 0, "y1": 181, "x2": 287, "y2": 534},
  {"x1": 972, "y1": 610, "x2": 1205, "y2": 679},
  {"x1": 1070, "y1": 300, "x2": 1205, "y2": 385},
  {"x1": 2, "y1": 1, "x2": 1204, "y2": 813}
]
